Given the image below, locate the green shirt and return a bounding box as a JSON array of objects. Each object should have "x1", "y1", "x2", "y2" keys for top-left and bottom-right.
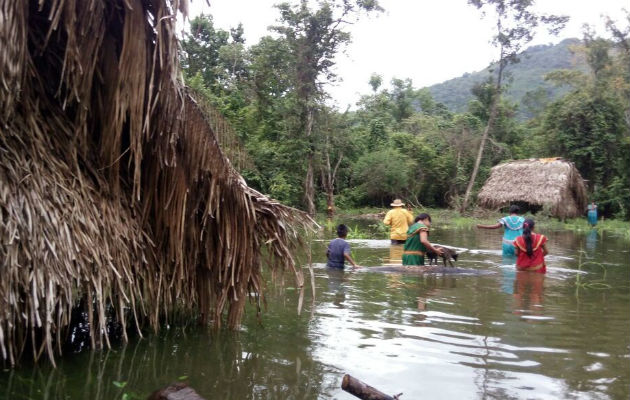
[{"x1": 402, "y1": 222, "x2": 429, "y2": 265}]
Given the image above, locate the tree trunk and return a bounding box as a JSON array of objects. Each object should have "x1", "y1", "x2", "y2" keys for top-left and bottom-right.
[
  {"x1": 460, "y1": 58, "x2": 505, "y2": 214},
  {"x1": 459, "y1": 100, "x2": 499, "y2": 213},
  {"x1": 341, "y1": 374, "x2": 400, "y2": 400},
  {"x1": 326, "y1": 190, "x2": 335, "y2": 218},
  {"x1": 304, "y1": 108, "x2": 316, "y2": 216}
]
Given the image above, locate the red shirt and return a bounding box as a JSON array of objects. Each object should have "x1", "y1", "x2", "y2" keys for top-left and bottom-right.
[{"x1": 513, "y1": 233, "x2": 548, "y2": 273}]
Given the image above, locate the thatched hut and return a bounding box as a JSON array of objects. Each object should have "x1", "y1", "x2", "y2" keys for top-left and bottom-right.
[
  {"x1": 0, "y1": 0, "x2": 312, "y2": 365},
  {"x1": 477, "y1": 158, "x2": 588, "y2": 218}
]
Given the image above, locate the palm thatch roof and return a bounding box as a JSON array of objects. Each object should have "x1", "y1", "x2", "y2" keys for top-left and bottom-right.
[
  {"x1": 477, "y1": 158, "x2": 588, "y2": 218},
  {"x1": 0, "y1": 0, "x2": 313, "y2": 366}
]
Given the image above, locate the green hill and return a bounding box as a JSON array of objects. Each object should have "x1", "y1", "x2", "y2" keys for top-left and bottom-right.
[{"x1": 426, "y1": 38, "x2": 586, "y2": 118}]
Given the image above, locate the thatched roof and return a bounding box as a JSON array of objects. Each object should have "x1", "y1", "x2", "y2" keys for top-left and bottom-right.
[
  {"x1": 477, "y1": 158, "x2": 588, "y2": 218},
  {"x1": 0, "y1": 0, "x2": 312, "y2": 365}
]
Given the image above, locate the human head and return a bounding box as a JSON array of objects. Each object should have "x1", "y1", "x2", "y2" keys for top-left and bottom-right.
[
  {"x1": 336, "y1": 224, "x2": 348, "y2": 238},
  {"x1": 415, "y1": 213, "x2": 432, "y2": 227},
  {"x1": 523, "y1": 218, "x2": 535, "y2": 231},
  {"x1": 390, "y1": 199, "x2": 405, "y2": 208},
  {"x1": 509, "y1": 204, "x2": 520, "y2": 214},
  {"x1": 522, "y1": 219, "x2": 536, "y2": 256}
]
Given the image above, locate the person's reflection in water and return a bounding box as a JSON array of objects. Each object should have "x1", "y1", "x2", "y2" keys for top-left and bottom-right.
[
  {"x1": 388, "y1": 244, "x2": 404, "y2": 265},
  {"x1": 500, "y1": 255, "x2": 517, "y2": 295},
  {"x1": 415, "y1": 276, "x2": 441, "y2": 322},
  {"x1": 326, "y1": 267, "x2": 347, "y2": 307},
  {"x1": 512, "y1": 271, "x2": 545, "y2": 316},
  {"x1": 586, "y1": 229, "x2": 597, "y2": 253}
]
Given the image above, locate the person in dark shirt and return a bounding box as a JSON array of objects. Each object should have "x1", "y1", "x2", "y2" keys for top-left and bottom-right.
[{"x1": 326, "y1": 224, "x2": 359, "y2": 269}]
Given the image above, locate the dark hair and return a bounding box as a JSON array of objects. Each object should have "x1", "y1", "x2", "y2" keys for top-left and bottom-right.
[
  {"x1": 509, "y1": 204, "x2": 520, "y2": 214},
  {"x1": 523, "y1": 218, "x2": 535, "y2": 257},
  {"x1": 336, "y1": 224, "x2": 348, "y2": 237},
  {"x1": 415, "y1": 213, "x2": 431, "y2": 223}
]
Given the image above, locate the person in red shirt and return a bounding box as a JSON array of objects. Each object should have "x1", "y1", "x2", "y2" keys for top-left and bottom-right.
[{"x1": 513, "y1": 219, "x2": 548, "y2": 273}]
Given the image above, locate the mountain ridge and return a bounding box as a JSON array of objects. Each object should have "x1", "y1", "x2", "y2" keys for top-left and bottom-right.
[{"x1": 425, "y1": 38, "x2": 586, "y2": 118}]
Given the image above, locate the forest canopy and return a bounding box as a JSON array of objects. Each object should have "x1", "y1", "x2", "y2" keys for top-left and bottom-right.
[{"x1": 180, "y1": 4, "x2": 630, "y2": 219}]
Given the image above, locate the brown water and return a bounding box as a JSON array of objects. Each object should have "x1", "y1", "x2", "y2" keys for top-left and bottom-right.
[{"x1": 1, "y1": 225, "x2": 629, "y2": 399}]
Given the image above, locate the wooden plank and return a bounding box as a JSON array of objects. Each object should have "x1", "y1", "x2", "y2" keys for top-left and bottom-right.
[
  {"x1": 147, "y1": 383, "x2": 206, "y2": 400},
  {"x1": 341, "y1": 374, "x2": 402, "y2": 400}
]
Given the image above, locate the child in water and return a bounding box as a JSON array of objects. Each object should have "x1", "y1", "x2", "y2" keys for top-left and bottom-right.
[
  {"x1": 476, "y1": 204, "x2": 525, "y2": 257},
  {"x1": 513, "y1": 219, "x2": 548, "y2": 273},
  {"x1": 326, "y1": 224, "x2": 359, "y2": 269}
]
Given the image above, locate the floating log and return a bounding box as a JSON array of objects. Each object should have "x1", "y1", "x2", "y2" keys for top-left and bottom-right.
[
  {"x1": 147, "y1": 383, "x2": 206, "y2": 400},
  {"x1": 341, "y1": 374, "x2": 402, "y2": 400}
]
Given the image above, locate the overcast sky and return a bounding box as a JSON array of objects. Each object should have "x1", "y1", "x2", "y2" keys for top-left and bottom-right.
[{"x1": 183, "y1": 0, "x2": 628, "y2": 108}]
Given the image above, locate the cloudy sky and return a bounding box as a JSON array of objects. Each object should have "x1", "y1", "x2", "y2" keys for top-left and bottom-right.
[{"x1": 183, "y1": 0, "x2": 628, "y2": 108}]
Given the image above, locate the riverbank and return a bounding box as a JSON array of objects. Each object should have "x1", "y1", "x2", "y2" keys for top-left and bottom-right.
[{"x1": 319, "y1": 207, "x2": 630, "y2": 239}]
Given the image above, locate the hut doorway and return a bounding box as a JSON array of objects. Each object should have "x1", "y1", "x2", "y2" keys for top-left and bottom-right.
[{"x1": 499, "y1": 201, "x2": 542, "y2": 215}]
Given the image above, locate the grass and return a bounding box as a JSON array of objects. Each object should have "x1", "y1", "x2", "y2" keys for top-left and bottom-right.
[{"x1": 317, "y1": 207, "x2": 630, "y2": 239}]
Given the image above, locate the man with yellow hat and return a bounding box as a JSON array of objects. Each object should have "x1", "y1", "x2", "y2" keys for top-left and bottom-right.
[{"x1": 383, "y1": 199, "x2": 414, "y2": 244}]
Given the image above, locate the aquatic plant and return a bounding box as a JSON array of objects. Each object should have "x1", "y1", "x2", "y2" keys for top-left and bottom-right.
[{"x1": 574, "y1": 250, "x2": 612, "y2": 295}]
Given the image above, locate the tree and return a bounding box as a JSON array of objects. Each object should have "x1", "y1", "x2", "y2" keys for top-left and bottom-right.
[
  {"x1": 603, "y1": 10, "x2": 630, "y2": 132},
  {"x1": 369, "y1": 73, "x2": 383, "y2": 92},
  {"x1": 181, "y1": 15, "x2": 230, "y2": 86},
  {"x1": 271, "y1": 0, "x2": 382, "y2": 215},
  {"x1": 460, "y1": 0, "x2": 568, "y2": 212},
  {"x1": 318, "y1": 109, "x2": 353, "y2": 217},
  {"x1": 352, "y1": 149, "x2": 413, "y2": 205},
  {"x1": 538, "y1": 18, "x2": 630, "y2": 218}
]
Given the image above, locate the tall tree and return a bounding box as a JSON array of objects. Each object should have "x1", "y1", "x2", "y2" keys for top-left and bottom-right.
[
  {"x1": 272, "y1": 0, "x2": 381, "y2": 215},
  {"x1": 603, "y1": 10, "x2": 630, "y2": 132},
  {"x1": 460, "y1": 0, "x2": 568, "y2": 212},
  {"x1": 539, "y1": 20, "x2": 630, "y2": 218}
]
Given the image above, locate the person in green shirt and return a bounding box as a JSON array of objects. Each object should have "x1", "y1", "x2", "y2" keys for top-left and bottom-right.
[{"x1": 402, "y1": 213, "x2": 443, "y2": 266}]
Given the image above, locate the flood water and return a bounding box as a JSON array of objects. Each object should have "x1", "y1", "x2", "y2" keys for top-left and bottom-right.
[{"x1": 1, "y1": 222, "x2": 629, "y2": 399}]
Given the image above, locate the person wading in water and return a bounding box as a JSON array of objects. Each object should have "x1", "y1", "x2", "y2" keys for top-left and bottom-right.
[
  {"x1": 476, "y1": 204, "x2": 525, "y2": 258},
  {"x1": 402, "y1": 214, "x2": 443, "y2": 266},
  {"x1": 383, "y1": 199, "x2": 414, "y2": 245},
  {"x1": 513, "y1": 219, "x2": 549, "y2": 273}
]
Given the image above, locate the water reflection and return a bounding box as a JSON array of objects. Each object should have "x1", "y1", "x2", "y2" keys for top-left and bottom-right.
[
  {"x1": 500, "y1": 256, "x2": 517, "y2": 295},
  {"x1": 2, "y1": 226, "x2": 629, "y2": 400},
  {"x1": 325, "y1": 267, "x2": 347, "y2": 307},
  {"x1": 387, "y1": 244, "x2": 403, "y2": 264},
  {"x1": 585, "y1": 229, "x2": 598, "y2": 253},
  {"x1": 512, "y1": 272, "x2": 545, "y2": 317}
]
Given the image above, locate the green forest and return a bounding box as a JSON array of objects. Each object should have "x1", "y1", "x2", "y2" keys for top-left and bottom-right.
[{"x1": 180, "y1": 1, "x2": 630, "y2": 219}]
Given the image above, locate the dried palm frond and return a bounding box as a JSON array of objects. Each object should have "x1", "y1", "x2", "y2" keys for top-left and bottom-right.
[{"x1": 0, "y1": 0, "x2": 314, "y2": 366}]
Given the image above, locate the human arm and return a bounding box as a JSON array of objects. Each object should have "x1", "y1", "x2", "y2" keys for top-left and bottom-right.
[
  {"x1": 343, "y1": 242, "x2": 359, "y2": 268},
  {"x1": 476, "y1": 223, "x2": 502, "y2": 229},
  {"x1": 344, "y1": 253, "x2": 359, "y2": 269},
  {"x1": 541, "y1": 243, "x2": 548, "y2": 256},
  {"x1": 383, "y1": 211, "x2": 392, "y2": 226},
  {"x1": 420, "y1": 231, "x2": 443, "y2": 255}
]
